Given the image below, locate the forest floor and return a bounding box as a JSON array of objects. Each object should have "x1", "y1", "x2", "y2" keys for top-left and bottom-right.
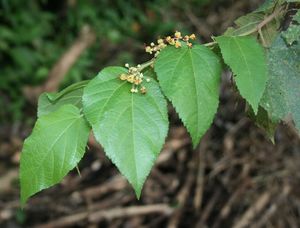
[
  {"x1": 1, "y1": 1, "x2": 300, "y2": 227},
  {"x1": 1, "y1": 75, "x2": 300, "y2": 228}
]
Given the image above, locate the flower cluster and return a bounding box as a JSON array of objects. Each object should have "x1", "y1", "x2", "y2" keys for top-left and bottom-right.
[
  {"x1": 119, "y1": 63, "x2": 151, "y2": 94},
  {"x1": 145, "y1": 31, "x2": 196, "y2": 56}
]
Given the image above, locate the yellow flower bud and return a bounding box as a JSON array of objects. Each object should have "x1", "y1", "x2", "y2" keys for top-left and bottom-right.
[
  {"x1": 175, "y1": 41, "x2": 181, "y2": 48},
  {"x1": 145, "y1": 46, "x2": 152, "y2": 53},
  {"x1": 189, "y1": 34, "x2": 196, "y2": 40},
  {"x1": 157, "y1": 39, "x2": 164, "y2": 44},
  {"x1": 134, "y1": 77, "x2": 142, "y2": 85},
  {"x1": 174, "y1": 31, "x2": 182, "y2": 38},
  {"x1": 159, "y1": 43, "x2": 167, "y2": 49},
  {"x1": 140, "y1": 86, "x2": 147, "y2": 94},
  {"x1": 120, "y1": 74, "x2": 128, "y2": 81},
  {"x1": 169, "y1": 39, "x2": 175, "y2": 45},
  {"x1": 166, "y1": 36, "x2": 172, "y2": 42},
  {"x1": 127, "y1": 75, "x2": 134, "y2": 83}
]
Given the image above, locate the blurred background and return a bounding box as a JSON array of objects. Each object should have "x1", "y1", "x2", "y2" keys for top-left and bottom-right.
[{"x1": 1, "y1": 0, "x2": 300, "y2": 227}]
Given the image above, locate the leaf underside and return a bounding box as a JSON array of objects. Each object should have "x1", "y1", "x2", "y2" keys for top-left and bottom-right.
[
  {"x1": 38, "y1": 88, "x2": 84, "y2": 117},
  {"x1": 83, "y1": 67, "x2": 169, "y2": 197},
  {"x1": 154, "y1": 44, "x2": 221, "y2": 147},
  {"x1": 248, "y1": 106, "x2": 278, "y2": 142},
  {"x1": 216, "y1": 36, "x2": 268, "y2": 114},
  {"x1": 261, "y1": 36, "x2": 300, "y2": 132},
  {"x1": 282, "y1": 10, "x2": 300, "y2": 45},
  {"x1": 20, "y1": 105, "x2": 90, "y2": 205}
]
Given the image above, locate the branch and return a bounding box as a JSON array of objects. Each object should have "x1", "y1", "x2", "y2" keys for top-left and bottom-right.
[{"x1": 239, "y1": 6, "x2": 284, "y2": 37}]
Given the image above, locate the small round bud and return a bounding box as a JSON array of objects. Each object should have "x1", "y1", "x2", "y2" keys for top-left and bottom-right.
[
  {"x1": 140, "y1": 86, "x2": 147, "y2": 94},
  {"x1": 125, "y1": 63, "x2": 129, "y2": 68},
  {"x1": 159, "y1": 43, "x2": 166, "y2": 49},
  {"x1": 174, "y1": 31, "x2": 181, "y2": 38},
  {"x1": 120, "y1": 74, "x2": 127, "y2": 81},
  {"x1": 175, "y1": 41, "x2": 181, "y2": 48},
  {"x1": 145, "y1": 46, "x2": 152, "y2": 53},
  {"x1": 157, "y1": 39, "x2": 164, "y2": 44},
  {"x1": 146, "y1": 78, "x2": 151, "y2": 82},
  {"x1": 150, "y1": 42, "x2": 155, "y2": 47},
  {"x1": 166, "y1": 36, "x2": 172, "y2": 42},
  {"x1": 134, "y1": 77, "x2": 142, "y2": 85},
  {"x1": 169, "y1": 39, "x2": 175, "y2": 45},
  {"x1": 127, "y1": 75, "x2": 134, "y2": 83},
  {"x1": 189, "y1": 34, "x2": 196, "y2": 40}
]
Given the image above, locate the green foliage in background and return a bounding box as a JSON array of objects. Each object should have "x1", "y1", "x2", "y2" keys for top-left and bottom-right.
[{"x1": 0, "y1": 0, "x2": 210, "y2": 123}]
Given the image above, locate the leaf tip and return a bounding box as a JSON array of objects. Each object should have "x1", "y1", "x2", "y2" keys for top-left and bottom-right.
[
  {"x1": 20, "y1": 191, "x2": 28, "y2": 208},
  {"x1": 133, "y1": 186, "x2": 142, "y2": 200},
  {"x1": 192, "y1": 138, "x2": 200, "y2": 149},
  {"x1": 252, "y1": 105, "x2": 259, "y2": 115}
]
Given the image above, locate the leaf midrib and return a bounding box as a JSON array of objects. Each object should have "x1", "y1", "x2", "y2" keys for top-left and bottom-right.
[
  {"x1": 131, "y1": 93, "x2": 138, "y2": 189},
  {"x1": 188, "y1": 48, "x2": 200, "y2": 138},
  {"x1": 232, "y1": 37, "x2": 255, "y2": 105},
  {"x1": 24, "y1": 117, "x2": 78, "y2": 175}
]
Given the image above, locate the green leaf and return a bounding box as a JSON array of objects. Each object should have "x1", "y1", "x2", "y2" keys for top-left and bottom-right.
[
  {"x1": 248, "y1": 106, "x2": 278, "y2": 142},
  {"x1": 255, "y1": 0, "x2": 284, "y2": 12},
  {"x1": 20, "y1": 105, "x2": 90, "y2": 205},
  {"x1": 261, "y1": 36, "x2": 300, "y2": 132},
  {"x1": 38, "y1": 89, "x2": 84, "y2": 117},
  {"x1": 282, "y1": 10, "x2": 300, "y2": 45},
  {"x1": 83, "y1": 67, "x2": 168, "y2": 197},
  {"x1": 47, "y1": 80, "x2": 89, "y2": 101},
  {"x1": 216, "y1": 36, "x2": 268, "y2": 113},
  {"x1": 38, "y1": 80, "x2": 89, "y2": 117},
  {"x1": 154, "y1": 44, "x2": 221, "y2": 147}
]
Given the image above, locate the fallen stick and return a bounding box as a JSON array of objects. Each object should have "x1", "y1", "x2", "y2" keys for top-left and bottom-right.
[
  {"x1": 36, "y1": 211, "x2": 88, "y2": 228},
  {"x1": 233, "y1": 191, "x2": 272, "y2": 228},
  {"x1": 23, "y1": 25, "x2": 96, "y2": 103},
  {"x1": 88, "y1": 204, "x2": 173, "y2": 223},
  {"x1": 194, "y1": 130, "x2": 211, "y2": 210},
  {"x1": 82, "y1": 175, "x2": 127, "y2": 200},
  {"x1": 255, "y1": 185, "x2": 291, "y2": 228},
  {"x1": 196, "y1": 189, "x2": 222, "y2": 226},
  {"x1": 36, "y1": 204, "x2": 173, "y2": 228},
  {"x1": 167, "y1": 155, "x2": 197, "y2": 228},
  {"x1": 0, "y1": 169, "x2": 18, "y2": 193},
  {"x1": 157, "y1": 137, "x2": 191, "y2": 165}
]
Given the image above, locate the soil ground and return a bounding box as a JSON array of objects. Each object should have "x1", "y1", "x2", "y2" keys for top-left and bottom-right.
[
  {"x1": 1, "y1": 76, "x2": 300, "y2": 227},
  {"x1": 1, "y1": 1, "x2": 300, "y2": 227}
]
